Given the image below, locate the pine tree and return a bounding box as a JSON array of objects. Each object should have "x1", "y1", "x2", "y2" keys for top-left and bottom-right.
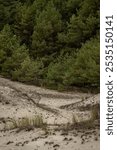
[
  {"x1": 14, "y1": 0, "x2": 49, "y2": 47},
  {"x1": 13, "y1": 3, "x2": 35, "y2": 46},
  {"x1": 32, "y1": 1, "x2": 62, "y2": 58},
  {"x1": 0, "y1": 0, "x2": 100, "y2": 90},
  {"x1": 64, "y1": 36, "x2": 100, "y2": 87},
  {"x1": 58, "y1": 0, "x2": 99, "y2": 48},
  {"x1": 0, "y1": 25, "x2": 28, "y2": 76},
  {"x1": 0, "y1": 0, "x2": 18, "y2": 30}
]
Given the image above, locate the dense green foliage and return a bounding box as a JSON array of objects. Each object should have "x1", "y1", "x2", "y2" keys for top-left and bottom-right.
[{"x1": 0, "y1": 0, "x2": 100, "y2": 91}]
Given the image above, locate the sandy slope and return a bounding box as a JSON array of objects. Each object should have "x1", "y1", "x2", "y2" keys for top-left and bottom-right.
[{"x1": 0, "y1": 77, "x2": 100, "y2": 150}]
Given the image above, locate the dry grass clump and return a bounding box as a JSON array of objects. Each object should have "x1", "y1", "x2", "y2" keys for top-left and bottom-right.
[
  {"x1": 72, "y1": 114, "x2": 80, "y2": 126},
  {"x1": 10, "y1": 115, "x2": 47, "y2": 131},
  {"x1": 90, "y1": 104, "x2": 100, "y2": 121},
  {"x1": 62, "y1": 105, "x2": 100, "y2": 131}
]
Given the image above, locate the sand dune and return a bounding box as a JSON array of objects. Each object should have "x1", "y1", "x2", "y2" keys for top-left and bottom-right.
[{"x1": 0, "y1": 77, "x2": 99, "y2": 150}]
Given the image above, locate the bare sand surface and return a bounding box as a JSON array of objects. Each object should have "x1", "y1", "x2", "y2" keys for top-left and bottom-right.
[{"x1": 0, "y1": 77, "x2": 100, "y2": 150}]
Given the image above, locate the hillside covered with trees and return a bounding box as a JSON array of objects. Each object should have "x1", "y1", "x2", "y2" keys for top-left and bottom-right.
[{"x1": 0, "y1": 0, "x2": 100, "y2": 91}]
